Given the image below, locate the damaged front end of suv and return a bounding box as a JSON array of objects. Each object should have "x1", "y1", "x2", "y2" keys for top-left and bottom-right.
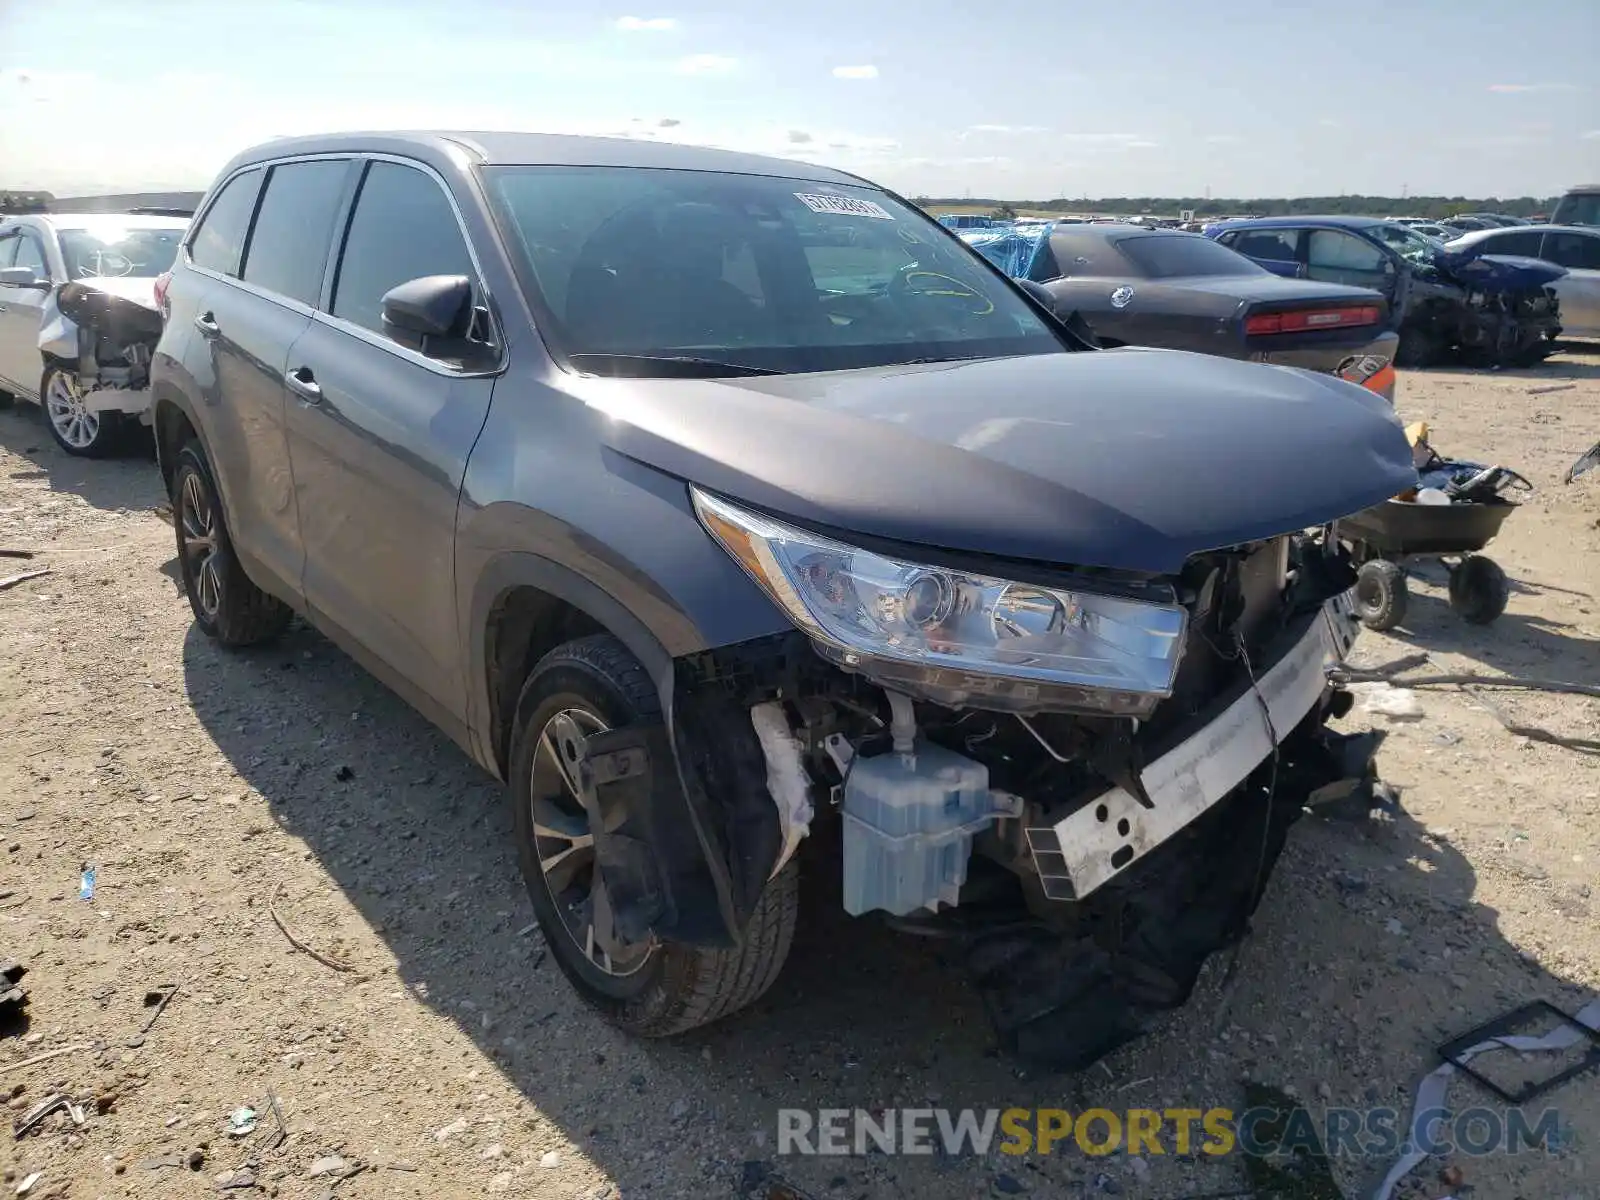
[{"x1": 567, "y1": 351, "x2": 1418, "y2": 1070}]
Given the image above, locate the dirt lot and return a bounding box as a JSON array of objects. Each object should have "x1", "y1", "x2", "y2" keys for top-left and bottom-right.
[{"x1": 2, "y1": 353, "x2": 1598, "y2": 1200}]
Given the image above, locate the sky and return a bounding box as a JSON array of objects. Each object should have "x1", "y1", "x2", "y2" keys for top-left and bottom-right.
[{"x1": 2, "y1": 0, "x2": 1597, "y2": 200}]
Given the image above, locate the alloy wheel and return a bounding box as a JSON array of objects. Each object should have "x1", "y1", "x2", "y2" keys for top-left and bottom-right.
[
  {"x1": 179, "y1": 472, "x2": 222, "y2": 619},
  {"x1": 44, "y1": 373, "x2": 100, "y2": 450},
  {"x1": 530, "y1": 706, "x2": 654, "y2": 977}
]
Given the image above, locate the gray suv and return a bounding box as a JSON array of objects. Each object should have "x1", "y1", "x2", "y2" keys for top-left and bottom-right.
[{"x1": 151, "y1": 132, "x2": 1414, "y2": 1067}]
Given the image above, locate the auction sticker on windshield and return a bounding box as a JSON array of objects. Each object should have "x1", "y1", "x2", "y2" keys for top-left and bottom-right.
[{"x1": 796, "y1": 193, "x2": 895, "y2": 219}]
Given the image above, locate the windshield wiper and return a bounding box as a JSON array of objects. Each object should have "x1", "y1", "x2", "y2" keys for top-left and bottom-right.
[{"x1": 567, "y1": 353, "x2": 780, "y2": 378}]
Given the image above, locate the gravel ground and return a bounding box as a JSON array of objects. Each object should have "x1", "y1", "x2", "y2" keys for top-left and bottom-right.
[{"x1": 2, "y1": 353, "x2": 1597, "y2": 1200}]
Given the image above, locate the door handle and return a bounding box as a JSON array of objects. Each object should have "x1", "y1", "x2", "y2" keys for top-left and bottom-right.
[
  {"x1": 286, "y1": 366, "x2": 322, "y2": 404},
  {"x1": 193, "y1": 312, "x2": 219, "y2": 337}
]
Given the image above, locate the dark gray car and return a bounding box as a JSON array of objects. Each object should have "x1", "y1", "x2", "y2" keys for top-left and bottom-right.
[{"x1": 150, "y1": 132, "x2": 1415, "y2": 1067}]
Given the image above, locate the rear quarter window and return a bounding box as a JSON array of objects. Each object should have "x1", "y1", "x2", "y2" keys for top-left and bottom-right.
[
  {"x1": 240, "y1": 159, "x2": 351, "y2": 306},
  {"x1": 189, "y1": 169, "x2": 263, "y2": 277}
]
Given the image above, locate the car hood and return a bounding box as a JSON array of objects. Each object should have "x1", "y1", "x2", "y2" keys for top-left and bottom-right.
[
  {"x1": 578, "y1": 348, "x2": 1417, "y2": 575},
  {"x1": 53, "y1": 277, "x2": 164, "y2": 342},
  {"x1": 57, "y1": 276, "x2": 160, "y2": 311},
  {"x1": 1168, "y1": 274, "x2": 1386, "y2": 305}
]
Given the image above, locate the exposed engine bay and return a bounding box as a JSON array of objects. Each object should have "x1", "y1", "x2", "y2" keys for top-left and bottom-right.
[
  {"x1": 40, "y1": 280, "x2": 164, "y2": 418},
  {"x1": 581, "y1": 525, "x2": 1382, "y2": 1067},
  {"x1": 1406, "y1": 249, "x2": 1564, "y2": 368}
]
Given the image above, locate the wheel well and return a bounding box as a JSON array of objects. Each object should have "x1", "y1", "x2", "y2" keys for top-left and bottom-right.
[
  {"x1": 153, "y1": 401, "x2": 197, "y2": 497},
  {"x1": 485, "y1": 587, "x2": 605, "y2": 775}
]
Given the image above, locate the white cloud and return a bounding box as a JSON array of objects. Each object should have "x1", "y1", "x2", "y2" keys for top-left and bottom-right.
[
  {"x1": 1488, "y1": 82, "x2": 1579, "y2": 93},
  {"x1": 676, "y1": 53, "x2": 737, "y2": 75},
  {"x1": 1204, "y1": 134, "x2": 1243, "y2": 144},
  {"x1": 787, "y1": 130, "x2": 813, "y2": 144},
  {"x1": 832, "y1": 65, "x2": 879, "y2": 80},
  {"x1": 967, "y1": 124, "x2": 1048, "y2": 135},
  {"x1": 1124, "y1": 140, "x2": 1160, "y2": 149},
  {"x1": 1582, "y1": 130, "x2": 1600, "y2": 139},
  {"x1": 614, "y1": 15, "x2": 676, "y2": 31},
  {"x1": 1056, "y1": 133, "x2": 1145, "y2": 144},
  {"x1": 1319, "y1": 118, "x2": 1342, "y2": 128}
]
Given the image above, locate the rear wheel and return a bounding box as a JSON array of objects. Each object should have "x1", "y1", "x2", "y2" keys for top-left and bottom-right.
[
  {"x1": 1354, "y1": 559, "x2": 1408, "y2": 631},
  {"x1": 1448, "y1": 555, "x2": 1509, "y2": 624},
  {"x1": 509, "y1": 634, "x2": 797, "y2": 1037},
  {"x1": 172, "y1": 440, "x2": 293, "y2": 646},
  {"x1": 42, "y1": 366, "x2": 125, "y2": 457}
]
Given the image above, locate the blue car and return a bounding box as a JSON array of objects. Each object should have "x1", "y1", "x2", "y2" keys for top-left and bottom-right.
[{"x1": 1203, "y1": 216, "x2": 1565, "y2": 367}]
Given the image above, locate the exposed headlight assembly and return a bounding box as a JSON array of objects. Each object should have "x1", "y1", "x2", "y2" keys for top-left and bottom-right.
[{"x1": 693, "y1": 489, "x2": 1188, "y2": 715}]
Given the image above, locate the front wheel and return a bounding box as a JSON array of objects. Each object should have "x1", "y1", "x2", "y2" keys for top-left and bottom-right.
[
  {"x1": 42, "y1": 367, "x2": 124, "y2": 457},
  {"x1": 172, "y1": 441, "x2": 293, "y2": 646},
  {"x1": 1354, "y1": 559, "x2": 1408, "y2": 631},
  {"x1": 1448, "y1": 555, "x2": 1509, "y2": 624},
  {"x1": 509, "y1": 634, "x2": 797, "y2": 1037}
]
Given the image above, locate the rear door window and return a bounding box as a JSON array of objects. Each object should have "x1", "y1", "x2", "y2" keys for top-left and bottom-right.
[
  {"x1": 1228, "y1": 228, "x2": 1300, "y2": 263},
  {"x1": 1478, "y1": 230, "x2": 1544, "y2": 257},
  {"x1": 241, "y1": 159, "x2": 351, "y2": 306},
  {"x1": 331, "y1": 161, "x2": 476, "y2": 339},
  {"x1": 189, "y1": 169, "x2": 263, "y2": 277},
  {"x1": 1544, "y1": 233, "x2": 1600, "y2": 271}
]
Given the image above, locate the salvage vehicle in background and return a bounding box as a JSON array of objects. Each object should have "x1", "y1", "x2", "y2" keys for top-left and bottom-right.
[
  {"x1": 1208, "y1": 216, "x2": 1565, "y2": 367},
  {"x1": 1550, "y1": 185, "x2": 1599, "y2": 227},
  {"x1": 0, "y1": 213, "x2": 185, "y2": 455},
  {"x1": 960, "y1": 223, "x2": 1398, "y2": 398},
  {"x1": 1441, "y1": 225, "x2": 1600, "y2": 340},
  {"x1": 150, "y1": 131, "x2": 1416, "y2": 1069}
]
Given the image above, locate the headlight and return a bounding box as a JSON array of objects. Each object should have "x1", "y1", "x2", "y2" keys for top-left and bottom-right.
[{"x1": 693, "y1": 489, "x2": 1187, "y2": 697}]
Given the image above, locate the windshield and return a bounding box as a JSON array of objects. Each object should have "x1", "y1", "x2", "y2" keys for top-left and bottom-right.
[
  {"x1": 57, "y1": 226, "x2": 183, "y2": 280},
  {"x1": 1115, "y1": 233, "x2": 1263, "y2": 278},
  {"x1": 1365, "y1": 222, "x2": 1439, "y2": 266},
  {"x1": 1553, "y1": 193, "x2": 1600, "y2": 227},
  {"x1": 483, "y1": 166, "x2": 1065, "y2": 376}
]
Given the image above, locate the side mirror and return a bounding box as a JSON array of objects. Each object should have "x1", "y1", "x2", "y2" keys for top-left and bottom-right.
[
  {"x1": 0, "y1": 266, "x2": 49, "y2": 290},
  {"x1": 380, "y1": 274, "x2": 473, "y2": 352}
]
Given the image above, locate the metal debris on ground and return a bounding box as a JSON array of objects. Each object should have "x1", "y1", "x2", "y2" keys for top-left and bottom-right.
[
  {"x1": 0, "y1": 567, "x2": 50, "y2": 591},
  {"x1": 126, "y1": 981, "x2": 180, "y2": 1048},
  {"x1": 13, "y1": 1092, "x2": 86, "y2": 1138},
  {"x1": 13, "y1": 1172, "x2": 41, "y2": 1197},
  {"x1": 0, "y1": 549, "x2": 34, "y2": 559},
  {"x1": 268, "y1": 881, "x2": 355, "y2": 973}
]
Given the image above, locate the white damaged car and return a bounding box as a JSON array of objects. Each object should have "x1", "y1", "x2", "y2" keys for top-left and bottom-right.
[{"x1": 0, "y1": 214, "x2": 185, "y2": 456}]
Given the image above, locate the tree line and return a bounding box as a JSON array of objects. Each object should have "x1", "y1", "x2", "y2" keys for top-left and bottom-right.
[{"x1": 914, "y1": 194, "x2": 1559, "y2": 220}]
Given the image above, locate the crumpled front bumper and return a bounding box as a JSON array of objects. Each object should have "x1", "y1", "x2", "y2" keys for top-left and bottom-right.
[{"x1": 1025, "y1": 590, "x2": 1359, "y2": 900}]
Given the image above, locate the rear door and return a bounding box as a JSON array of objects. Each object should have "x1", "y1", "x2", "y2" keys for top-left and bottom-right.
[
  {"x1": 0, "y1": 227, "x2": 54, "y2": 397},
  {"x1": 179, "y1": 159, "x2": 352, "y2": 601},
  {"x1": 283, "y1": 158, "x2": 498, "y2": 733},
  {"x1": 1541, "y1": 231, "x2": 1600, "y2": 337}
]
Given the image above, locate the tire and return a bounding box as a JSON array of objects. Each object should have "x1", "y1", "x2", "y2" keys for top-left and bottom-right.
[
  {"x1": 1448, "y1": 555, "x2": 1509, "y2": 625},
  {"x1": 172, "y1": 440, "x2": 293, "y2": 646},
  {"x1": 1354, "y1": 559, "x2": 1408, "y2": 631},
  {"x1": 40, "y1": 365, "x2": 126, "y2": 457},
  {"x1": 1394, "y1": 326, "x2": 1440, "y2": 369},
  {"x1": 509, "y1": 634, "x2": 798, "y2": 1037}
]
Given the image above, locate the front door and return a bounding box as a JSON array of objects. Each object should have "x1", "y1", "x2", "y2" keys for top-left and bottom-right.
[
  {"x1": 1304, "y1": 229, "x2": 1397, "y2": 302},
  {"x1": 1542, "y1": 232, "x2": 1600, "y2": 338},
  {"x1": 283, "y1": 159, "x2": 497, "y2": 733},
  {"x1": 0, "y1": 229, "x2": 54, "y2": 397}
]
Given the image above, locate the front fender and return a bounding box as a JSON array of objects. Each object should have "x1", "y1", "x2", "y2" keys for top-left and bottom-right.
[{"x1": 37, "y1": 290, "x2": 76, "y2": 361}]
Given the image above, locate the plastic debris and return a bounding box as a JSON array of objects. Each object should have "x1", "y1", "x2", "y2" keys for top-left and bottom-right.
[
  {"x1": 78, "y1": 865, "x2": 96, "y2": 902},
  {"x1": 226, "y1": 1107, "x2": 257, "y2": 1137},
  {"x1": 14, "y1": 1172, "x2": 42, "y2": 1197},
  {"x1": 1349, "y1": 683, "x2": 1424, "y2": 719},
  {"x1": 1373, "y1": 996, "x2": 1600, "y2": 1200}
]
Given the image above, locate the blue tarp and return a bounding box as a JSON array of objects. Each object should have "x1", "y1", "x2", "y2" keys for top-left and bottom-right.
[{"x1": 958, "y1": 221, "x2": 1055, "y2": 281}]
